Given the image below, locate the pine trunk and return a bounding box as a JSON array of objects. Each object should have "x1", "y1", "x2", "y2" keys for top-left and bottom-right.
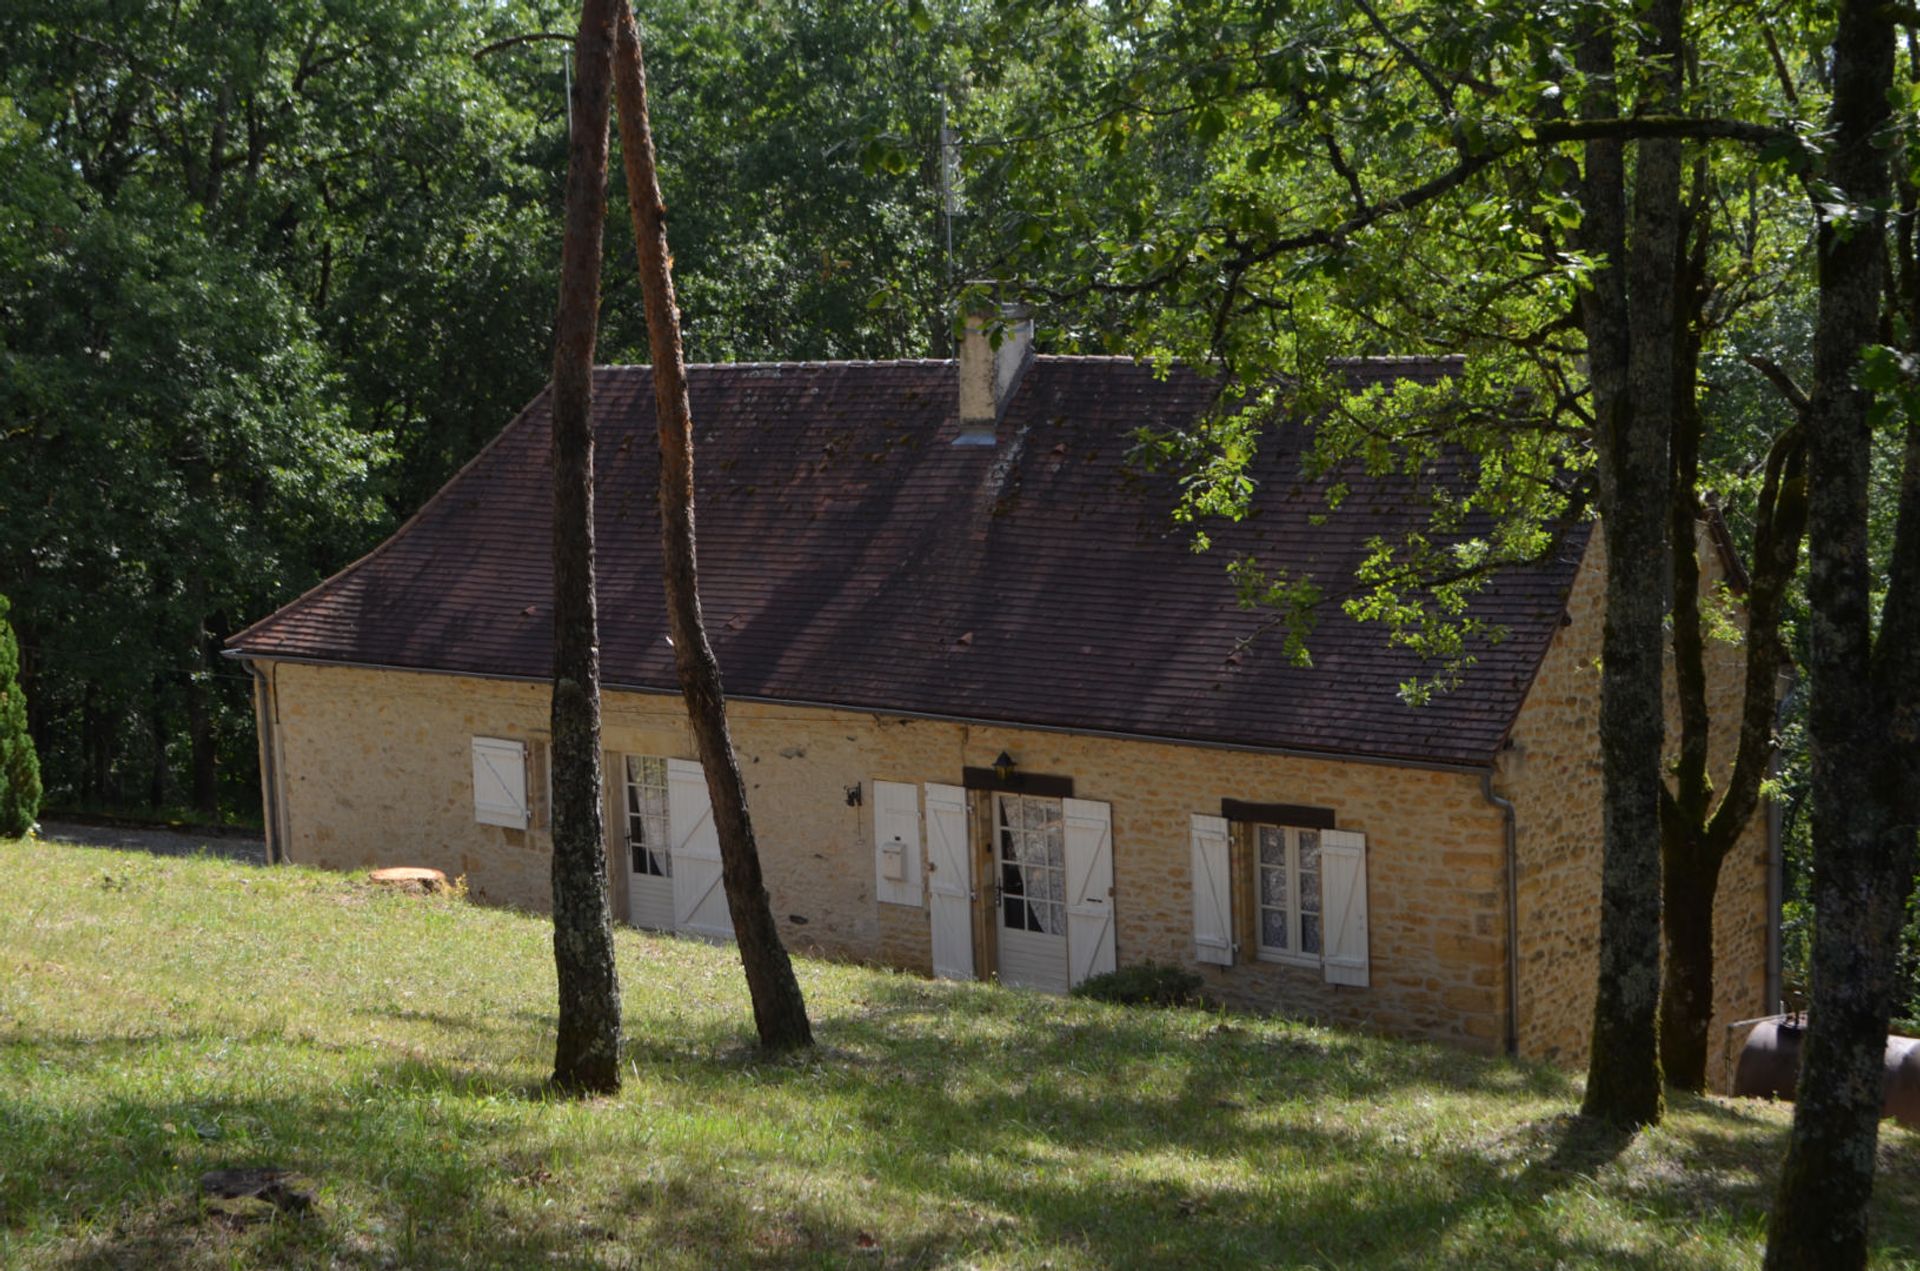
[
  {"x1": 1765, "y1": 2, "x2": 1905, "y2": 1263},
  {"x1": 609, "y1": 0, "x2": 813, "y2": 1052},
  {"x1": 547, "y1": 0, "x2": 624, "y2": 1096}
]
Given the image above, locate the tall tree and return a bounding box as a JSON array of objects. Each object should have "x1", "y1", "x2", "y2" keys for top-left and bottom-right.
[
  {"x1": 981, "y1": 0, "x2": 1811, "y2": 1124},
  {"x1": 1572, "y1": 0, "x2": 1683, "y2": 1128},
  {"x1": 609, "y1": 0, "x2": 814, "y2": 1051},
  {"x1": 547, "y1": 0, "x2": 624, "y2": 1095},
  {"x1": 1658, "y1": 283, "x2": 1808, "y2": 1089},
  {"x1": 1765, "y1": 0, "x2": 1920, "y2": 1261}
]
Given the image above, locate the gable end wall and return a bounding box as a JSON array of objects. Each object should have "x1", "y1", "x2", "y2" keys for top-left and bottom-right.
[{"x1": 1499, "y1": 530, "x2": 1771, "y2": 1075}]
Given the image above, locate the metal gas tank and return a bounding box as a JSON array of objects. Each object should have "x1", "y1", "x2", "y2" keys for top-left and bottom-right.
[{"x1": 1732, "y1": 1014, "x2": 1920, "y2": 1131}]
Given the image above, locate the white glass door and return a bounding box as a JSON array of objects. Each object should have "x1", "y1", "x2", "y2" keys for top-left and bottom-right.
[
  {"x1": 994, "y1": 793, "x2": 1069, "y2": 993},
  {"x1": 623, "y1": 756, "x2": 674, "y2": 930}
]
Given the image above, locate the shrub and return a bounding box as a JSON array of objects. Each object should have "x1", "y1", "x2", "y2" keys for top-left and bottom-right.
[
  {"x1": 1070, "y1": 961, "x2": 1207, "y2": 1009},
  {"x1": 0, "y1": 595, "x2": 42, "y2": 837}
]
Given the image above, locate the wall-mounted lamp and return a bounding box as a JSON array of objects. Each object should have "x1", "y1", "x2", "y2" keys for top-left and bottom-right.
[
  {"x1": 992, "y1": 751, "x2": 1017, "y2": 783},
  {"x1": 845, "y1": 783, "x2": 863, "y2": 808}
]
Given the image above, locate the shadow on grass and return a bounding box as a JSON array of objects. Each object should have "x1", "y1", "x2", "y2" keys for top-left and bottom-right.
[{"x1": 8, "y1": 979, "x2": 1919, "y2": 1268}]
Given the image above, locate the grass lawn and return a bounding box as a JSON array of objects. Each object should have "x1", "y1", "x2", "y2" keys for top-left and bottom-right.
[{"x1": 1, "y1": 839, "x2": 1915, "y2": 1269}]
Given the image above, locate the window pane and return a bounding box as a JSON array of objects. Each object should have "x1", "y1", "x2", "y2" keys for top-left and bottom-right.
[
  {"x1": 1004, "y1": 895, "x2": 1025, "y2": 929},
  {"x1": 1048, "y1": 902, "x2": 1067, "y2": 935},
  {"x1": 1298, "y1": 830, "x2": 1320, "y2": 871},
  {"x1": 1258, "y1": 826, "x2": 1285, "y2": 866},
  {"x1": 1260, "y1": 863, "x2": 1288, "y2": 907},
  {"x1": 1001, "y1": 860, "x2": 1025, "y2": 895},
  {"x1": 1262, "y1": 908, "x2": 1289, "y2": 950},
  {"x1": 1301, "y1": 912, "x2": 1322, "y2": 955}
]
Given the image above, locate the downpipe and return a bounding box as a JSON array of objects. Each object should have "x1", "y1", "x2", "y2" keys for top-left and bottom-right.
[
  {"x1": 1482, "y1": 769, "x2": 1520, "y2": 1057},
  {"x1": 245, "y1": 661, "x2": 284, "y2": 866}
]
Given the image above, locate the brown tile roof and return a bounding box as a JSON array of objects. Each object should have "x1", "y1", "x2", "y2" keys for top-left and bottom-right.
[{"x1": 228, "y1": 356, "x2": 1589, "y2": 768}]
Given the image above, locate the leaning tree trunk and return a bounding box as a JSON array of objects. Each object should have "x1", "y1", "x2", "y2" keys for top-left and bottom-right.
[
  {"x1": 1575, "y1": 0, "x2": 1680, "y2": 1129},
  {"x1": 609, "y1": 0, "x2": 813, "y2": 1051},
  {"x1": 546, "y1": 0, "x2": 624, "y2": 1095},
  {"x1": 1765, "y1": 1, "x2": 1912, "y2": 1263}
]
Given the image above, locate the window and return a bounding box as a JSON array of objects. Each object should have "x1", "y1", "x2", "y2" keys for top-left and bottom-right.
[
  {"x1": 997, "y1": 793, "x2": 1065, "y2": 936},
  {"x1": 1256, "y1": 825, "x2": 1322, "y2": 964},
  {"x1": 624, "y1": 756, "x2": 671, "y2": 878},
  {"x1": 472, "y1": 737, "x2": 529, "y2": 828}
]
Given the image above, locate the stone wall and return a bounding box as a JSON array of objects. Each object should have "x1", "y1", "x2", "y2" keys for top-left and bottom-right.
[
  {"x1": 1498, "y1": 529, "x2": 1773, "y2": 1074},
  {"x1": 257, "y1": 658, "x2": 1512, "y2": 1051}
]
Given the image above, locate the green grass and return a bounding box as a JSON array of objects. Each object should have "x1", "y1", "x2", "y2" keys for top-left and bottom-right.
[{"x1": 1, "y1": 839, "x2": 1915, "y2": 1269}]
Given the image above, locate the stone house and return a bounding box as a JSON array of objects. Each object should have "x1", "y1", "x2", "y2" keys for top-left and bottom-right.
[{"x1": 226, "y1": 320, "x2": 1774, "y2": 1066}]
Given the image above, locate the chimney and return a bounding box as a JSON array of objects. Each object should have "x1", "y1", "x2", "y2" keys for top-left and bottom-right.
[{"x1": 955, "y1": 295, "x2": 1033, "y2": 446}]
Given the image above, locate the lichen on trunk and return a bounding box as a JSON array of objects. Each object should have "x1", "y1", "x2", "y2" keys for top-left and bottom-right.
[
  {"x1": 1574, "y1": 0, "x2": 1680, "y2": 1130},
  {"x1": 546, "y1": 0, "x2": 624, "y2": 1096},
  {"x1": 1764, "y1": 1, "x2": 1919, "y2": 1264}
]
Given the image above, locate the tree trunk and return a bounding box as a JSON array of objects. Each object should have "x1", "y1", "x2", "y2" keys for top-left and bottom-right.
[
  {"x1": 1658, "y1": 405, "x2": 1805, "y2": 1092},
  {"x1": 1657, "y1": 832, "x2": 1723, "y2": 1091},
  {"x1": 148, "y1": 674, "x2": 169, "y2": 810},
  {"x1": 186, "y1": 628, "x2": 217, "y2": 817},
  {"x1": 1576, "y1": 0, "x2": 1680, "y2": 1128},
  {"x1": 546, "y1": 0, "x2": 623, "y2": 1096},
  {"x1": 1765, "y1": 1, "x2": 1907, "y2": 1264},
  {"x1": 82, "y1": 681, "x2": 100, "y2": 804},
  {"x1": 609, "y1": 0, "x2": 814, "y2": 1052}
]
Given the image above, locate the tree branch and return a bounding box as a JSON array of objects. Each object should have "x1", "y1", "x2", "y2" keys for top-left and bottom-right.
[
  {"x1": 473, "y1": 31, "x2": 574, "y2": 60},
  {"x1": 1744, "y1": 354, "x2": 1812, "y2": 417}
]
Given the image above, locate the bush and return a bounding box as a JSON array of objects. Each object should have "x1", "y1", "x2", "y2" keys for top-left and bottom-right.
[
  {"x1": 1070, "y1": 961, "x2": 1207, "y2": 1009},
  {"x1": 0, "y1": 595, "x2": 42, "y2": 837}
]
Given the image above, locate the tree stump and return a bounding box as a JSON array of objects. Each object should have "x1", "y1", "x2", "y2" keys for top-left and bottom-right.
[{"x1": 369, "y1": 866, "x2": 449, "y2": 895}]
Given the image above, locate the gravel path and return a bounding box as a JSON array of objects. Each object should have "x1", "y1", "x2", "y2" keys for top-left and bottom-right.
[{"x1": 37, "y1": 820, "x2": 267, "y2": 866}]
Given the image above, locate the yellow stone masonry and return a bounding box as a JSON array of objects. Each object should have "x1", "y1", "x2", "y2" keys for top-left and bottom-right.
[{"x1": 1498, "y1": 530, "x2": 1771, "y2": 1073}]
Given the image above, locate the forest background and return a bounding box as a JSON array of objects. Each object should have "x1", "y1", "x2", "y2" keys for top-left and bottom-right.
[{"x1": 0, "y1": 0, "x2": 1912, "y2": 1027}]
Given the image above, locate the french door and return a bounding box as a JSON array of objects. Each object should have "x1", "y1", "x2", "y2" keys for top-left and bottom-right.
[
  {"x1": 622, "y1": 755, "x2": 675, "y2": 930},
  {"x1": 994, "y1": 792, "x2": 1070, "y2": 992}
]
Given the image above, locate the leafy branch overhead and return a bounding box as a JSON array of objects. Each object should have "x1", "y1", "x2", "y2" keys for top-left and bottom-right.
[{"x1": 986, "y1": 0, "x2": 1820, "y2": 695}]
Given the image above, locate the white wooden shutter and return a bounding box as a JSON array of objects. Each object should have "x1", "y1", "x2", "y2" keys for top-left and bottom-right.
[
  {"x1": 1320, "y1": 828, "x2": 1369, "y2": 987},
  {"x1": 1063, "y1": 798, "x2": 1117, "y2": 986},
  {"x1": 924, "y1": 783, "x2": 974, "y2": 980},
  {"x1": 668, "y1": 757, "x2": 733, "y2": 941},
  {"x1": 472, "y1": 737, "x2": 529, "y2": 828},
  {"x1": 1190, "y1": 813, "x2": 1234, "y2": 966},
  {"x1": 873, "y1": 780, "x2": 923, "y2": 907}
]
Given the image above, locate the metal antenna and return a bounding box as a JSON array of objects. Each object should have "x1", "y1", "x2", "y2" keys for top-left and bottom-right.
[{"x1": 938, "y1": 91, "x2": 957, "y2": 291}]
